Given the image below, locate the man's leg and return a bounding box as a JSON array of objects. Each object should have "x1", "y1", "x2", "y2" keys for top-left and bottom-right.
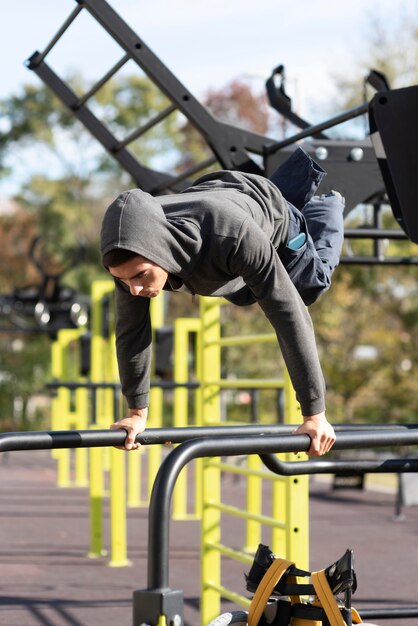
[
  {"x1": 269, "y1": 146, "x2": 326, "y2": 209},
  {"x1": 283, "y1": 192, "x2": 345, "y2": 306},
  {"x1": 269, "y1": 145, "x2": 344, "y2": 305},
  {"x1": 303, "y1": 191, "x2": 345, "y2": 275}
]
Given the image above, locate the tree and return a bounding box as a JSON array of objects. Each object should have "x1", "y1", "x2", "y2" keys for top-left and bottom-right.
[
  {"x1": 311, "y1": 7, "x2": 418, "y2": 424},
  {"x1": 329, "y1": 6, "x2": 417, "y2": 125}
]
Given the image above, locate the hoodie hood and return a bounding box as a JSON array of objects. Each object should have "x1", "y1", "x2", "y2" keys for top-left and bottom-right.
[{"x1": 100, "y1": 189, "x2": 202, "y2": 277}]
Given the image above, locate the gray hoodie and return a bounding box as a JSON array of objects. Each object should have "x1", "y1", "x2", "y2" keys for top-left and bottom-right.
[{"x1": 100, "y1": 170, "x2": 326, "y2": 416}]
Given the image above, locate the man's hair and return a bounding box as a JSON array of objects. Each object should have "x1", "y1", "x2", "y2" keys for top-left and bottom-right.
[{"x1": 102, "y1": 248, "x2": 139, "y2": 268}]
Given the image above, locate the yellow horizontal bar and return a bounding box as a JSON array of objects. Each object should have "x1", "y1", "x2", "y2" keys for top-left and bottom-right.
[
  {"x1": 203, "y1": 581, "x2": 252, "y2": 608},
  {"x1": 205, "y1": 501, "x2": 286, "y2": 529},
  {"x1": 206, "y1": 460, "x2": 286, "y2": 482},
  {"x1": 203, "y1": 541, "x2": 254, "y2": 565},
  {"x1": 203, "y1": 378, "x2": 284, "y2": 389},
  {"x1": 205, "y1": 333, "x2": 276, "y2": 347}
]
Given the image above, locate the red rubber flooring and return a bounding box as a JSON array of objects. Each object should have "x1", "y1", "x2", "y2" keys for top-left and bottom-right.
[{"x1": 0, "y1": 449, "x2": 417, "y2": 626}]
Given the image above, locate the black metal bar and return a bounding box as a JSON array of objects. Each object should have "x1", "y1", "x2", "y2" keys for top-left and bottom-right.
[
  {"x1": 265, "y1": 103, "x2": 369, "y2": 154},
  {"x1": 112, "y1": 386, "x2": 120, "y2": 421},
  {"x1": 4, "y1": 421, "x2": 415, "y2": 453},
  {"x1": 146, "y1": 428, "x2": 418, "y2": 589},
  {"x1": 0, "y1": 425, "x2": 296, "y2": 453},
  {"x1": 47, "y1": 381, "x2": 121, "y2": 390},
  {"x1": 341, "y1": 256, "x2": 418, "y2": 265},
  {"x1": 152, "y1": 156, "x2": 219, "y2": 193},
  {"x1": 75, "y1": 53, "x2": 130, "y2": 107},
  {"x1": 373, "y1": 202, "x2": 383, "y2": 259},
  {"x1": 115, "y1": 103, "x2": 177, "y2": 149},
  {"x1": 3, "y1": 424, "x2": 417, "y2": 455},
  {"x1": 35, "y1": 4, "x2": 83, "y2": 64},
  {"x1": 91, "y1": 387, "x2": 97, "y2": 425},
  {"x1": 147, "y1": 433, "x2": 307, "y2": 589},
  {"x1": 344, "y1": 228, "x2": 407, "y2": 240},
  {"x1": 77, "y1": 0, "x2": 258, "y2": 171},
  {"x1": 24, "y1": 56, "x2": 182, "y2": 193},
  {"x1": 46, "y1": 380, "x2": 200, "y2": 390},
  {"x1": 265, "y1": 72, "x2": 329, "y2": 139},
  {"x1": 2, "y1": 424, "x2": 418, "y2": 603},
  {"x1": 0, "y1": 429, "x2": 126, "y2": 452},
  {"x1": 259, "y1": 455, "x2": 418, "y2": 476},
  {"x1": 359, "y1": 607, "x2": 418, "y2": 620}
]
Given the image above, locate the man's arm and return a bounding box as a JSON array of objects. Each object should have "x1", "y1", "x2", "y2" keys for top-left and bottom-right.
[
  {"x1": 110, "y1": 407, "x2": 148, "y2": 450},
  {"x1": 111, "y1": 281, "x2": 152, "y2": 449},
  {"x1": 114, "y1": 280, "x2": 152, "y2": 408},
  {"x1": 292, "y1": 412, "x2": 335, "y2": 457},
  {"x1": 229, "y1": 220, "x2": 334, "y2": 455}
]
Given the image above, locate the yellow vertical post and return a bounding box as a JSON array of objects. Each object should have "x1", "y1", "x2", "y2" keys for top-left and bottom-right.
[
  {"x1": 283, "y1": 369, "x2": 309, "y2": 568},
  {"x1": 146, "y1": 294, "x2": 165, "y2": 501},
  {"x1": 200, "y1": 297, "x2": 222, "y2": 427},
  {"x1": 172, "y1": 317, "x2": 190, "y2": 519},
  {"x1": 172, "y1": 317, "x2": 200, "y2": 520},
  {"x1": 50, "y1": 335, "x2": 70, "y2": 486},
  {"x1": 270, "y1": 370, "x2": 309, "y2": 566},
  {"x1": 271, "y1": 477, "x2": 286, "y2": 557},
  {"x1": 89, "y1": 280, "x2": 118, "y2": 559},
  {"x1": 50, "y1": 338, "x2": 62, "y2": 435},
  {"x1": 73, "y1": 385, "x2": 89, "y2": 487},
  {"x1": 244, "y1": 454, "x2": 262, "y2": 553},
  {"x1": 88, "y1": 444, "x2": 106, "y2": 558},
  {"x1": 193, "y1": 321, "x2": 203, "y2": 518},
  {"x1": 108, "y1": 448, "x2": 132, "y2": 567},
  {"x1": 51, "y1": 328, "x2": 88, "y2": 487},
  {"x1": 200, "y1": 297, "x2": 222, "y2": 625},
  {"x1": 127, "y1": 450, "x2": 142, "y2": 508}
]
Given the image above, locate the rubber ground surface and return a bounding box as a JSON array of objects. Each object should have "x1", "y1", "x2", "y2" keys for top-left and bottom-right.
[{"x1": 0, "y1": 449, "x2": 417, "y2": 626}]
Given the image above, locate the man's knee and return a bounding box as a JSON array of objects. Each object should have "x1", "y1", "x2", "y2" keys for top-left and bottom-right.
[
  {"x1": 282, "y1": 242, "x2": 332, "y2": 306},
  {"x1": 304, "y1": 191, "x2": 345, "y2": 273}
]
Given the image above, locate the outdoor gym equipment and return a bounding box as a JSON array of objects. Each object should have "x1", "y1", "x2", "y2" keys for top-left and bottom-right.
[
  {"x1": 2, "y1": 425, "x2": 418, "y2": 625},
  {"x1": 25, "y1": 0, "x2": 418, "y2": 260},
  {"x1": 207, "y1": 545, "x2": 376, "y2": 626},
  {"x1": 0, "y1": 236, "x2": 89, "y2": 334}
]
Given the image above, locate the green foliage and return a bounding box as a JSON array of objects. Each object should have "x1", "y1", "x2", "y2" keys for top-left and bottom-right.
[
  {"x1": 0, "y1": 333, "x2": 51, "y2": 430},
  {"x1": 0, "y1": 7, "x2": 417, "y2": 433},
  {"x1": 329, "y1": 7, "x2": 417, "y2": 132},
  {"x1": 310, "y1": 265, "x2": 418, "y2": 424}
]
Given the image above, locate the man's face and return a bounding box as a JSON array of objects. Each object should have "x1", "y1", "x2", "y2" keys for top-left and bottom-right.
[{"x1": 109, "y1": 255, "x2": 168, "y2": 298}]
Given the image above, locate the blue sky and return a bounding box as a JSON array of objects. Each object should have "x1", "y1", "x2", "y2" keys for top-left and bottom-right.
[
  {"x1": 2, "y1": 0, "x2": 416, "y2": 108},
  {"x1": 0, "y1": 0, "x2": 416, "y2": 198}
]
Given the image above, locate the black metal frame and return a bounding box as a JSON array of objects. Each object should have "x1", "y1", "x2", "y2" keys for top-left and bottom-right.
[
  {"x1": 2, "y1": 426, "x2": 418, "y2": 623},
  {"x1": 25, "y1": 0, "x2": 418, "y2": 264}
]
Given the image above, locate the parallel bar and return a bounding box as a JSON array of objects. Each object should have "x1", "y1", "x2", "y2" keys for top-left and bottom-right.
[
  {"x1": 75, "y1": 53, "x2": 130, "y2": 107},
  {"x1": 206, "y1": 459, "x2": 282, "y2": 480},
  {"x1": 2, "y1": 424, "x2": 417, "y2": 453},
  {"x1": 147, "y1": 428, "x2": 418, "y2": 589},
  {"x1": 260, "y1": 455, "x2": 418, "y2": 476}
]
